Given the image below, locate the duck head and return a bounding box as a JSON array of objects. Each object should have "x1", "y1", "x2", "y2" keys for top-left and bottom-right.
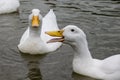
[
  {"x1": 45, "y1": 25, "x2": 86, "y2": 45},
  {"x1": 29, "y1": 9, "x2": 42, "y2": 28}
]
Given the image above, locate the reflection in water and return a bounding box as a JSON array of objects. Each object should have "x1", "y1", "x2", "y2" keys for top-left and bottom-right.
[
  {"x1": 20, "y1": 53, "x2": 47, "y2": 80},
  {"x1": 28, "y1": 61, "x2": 42, "y2": 80}
]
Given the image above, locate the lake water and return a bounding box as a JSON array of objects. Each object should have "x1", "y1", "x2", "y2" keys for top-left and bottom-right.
[{"x1": 0, "y1": 0, "x2": 120, "y2": 80}]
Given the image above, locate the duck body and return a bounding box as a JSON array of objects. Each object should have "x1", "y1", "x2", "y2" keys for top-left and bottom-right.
[
  {"x1": 18, "y1": 9, "x2": 61, "y2": 54},
  {"x1": 18, "y1": 28, "x2": 50, "y2": 54},
  {"x1": 72, "y1": 41, "x2": 120, "y2": 80},
  {"x1": 45, "y1": 25, "x2": 120, "y2": 80},
  {"x1": 0, "y1": 0, "x2": 20, "y2": 14}
]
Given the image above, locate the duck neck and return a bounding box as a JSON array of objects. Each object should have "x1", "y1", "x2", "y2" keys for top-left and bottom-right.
[
  {"x1": 29, "y1": 27, "x2": 41, "y2": 37},
  {"x1": 72, "y1": 38, "x2": 93, "y2": 61}
]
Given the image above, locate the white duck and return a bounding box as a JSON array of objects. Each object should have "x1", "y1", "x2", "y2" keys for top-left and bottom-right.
[
  {"x1": 0, "y1": 0, "x2": 20, "y2": 14},
  {"x1": 46, "y1": 25, "x2": 120, "y2": 80},
  {"x1": 18, "y1": 9, "x2": 62, "y2": 54}
]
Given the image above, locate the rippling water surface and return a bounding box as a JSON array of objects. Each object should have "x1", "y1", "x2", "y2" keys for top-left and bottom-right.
[{"x1": 0, "y1": 0, "x2": 120, "y2": 80}]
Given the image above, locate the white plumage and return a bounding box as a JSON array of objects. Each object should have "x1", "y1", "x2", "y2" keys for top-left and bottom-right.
[
  {"x1": 18, "y1": 9, "x2": 62, "y2": 54},
  {"x1": 0, "y1": 0, "x2": 20, "y2": 14},
  {"x1": 46, "y1": 25, "x2": 120, "y2": 80}
]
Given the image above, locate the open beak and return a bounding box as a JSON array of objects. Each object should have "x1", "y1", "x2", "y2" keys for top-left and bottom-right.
[
  {"x1": 32, "y1": 16, "x2": 40, "y2": 27},
  {"x1": 45, "y1": 30, "x2": 64, "y2": 43}
]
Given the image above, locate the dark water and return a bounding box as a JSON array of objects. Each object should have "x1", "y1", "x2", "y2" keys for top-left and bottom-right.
[{"x1": 0, "y1": 0, "x2": 120, "y2": 80}]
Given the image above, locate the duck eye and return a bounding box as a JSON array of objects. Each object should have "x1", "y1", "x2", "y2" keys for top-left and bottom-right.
[{"x1": 71, "y1": 29, "x2": 75, "y2": 32}]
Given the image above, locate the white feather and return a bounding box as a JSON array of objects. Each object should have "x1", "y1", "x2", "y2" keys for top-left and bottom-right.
[
  {"x1": 60, "y1": 25, "x2": 120, "y2": 80},
  {"x1": 18, "y1": 9, "x2": 62, "y2": 54},
  {"x1": 0, "y1": 0, "x2": 20, "y2": 14}
]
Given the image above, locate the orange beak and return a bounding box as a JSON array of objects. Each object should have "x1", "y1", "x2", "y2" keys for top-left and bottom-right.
[
  {"x1": 45, "y1": 30, "x2": 64, "y2": 37},
  {"x1": 32, "y1": 16, "x2": 40, "y2": 27},
  {"x1": 45, "y1": 30, "x2": 64, "y2": 43}
]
